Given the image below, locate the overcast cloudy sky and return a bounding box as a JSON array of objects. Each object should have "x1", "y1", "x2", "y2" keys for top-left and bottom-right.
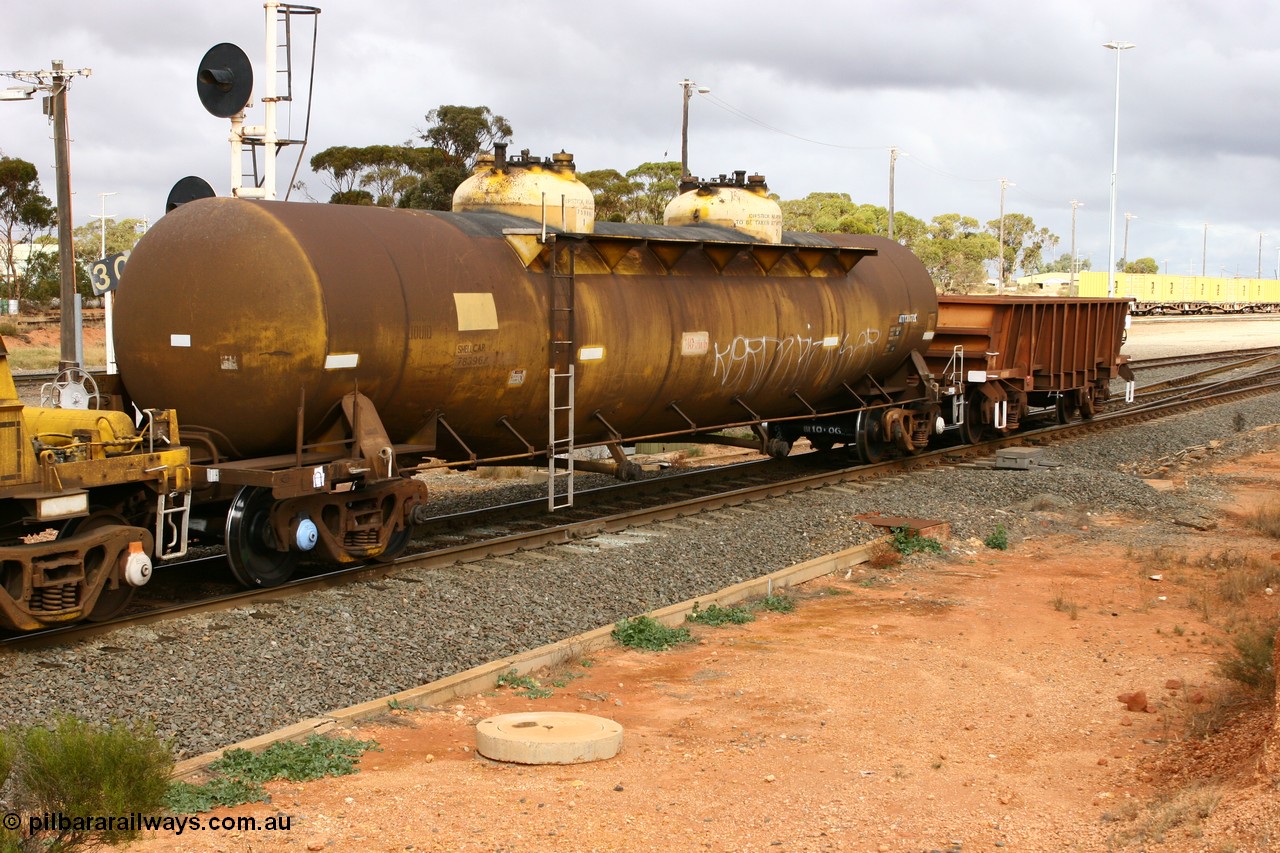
[{"x1": 3, "y1": 0, "x2": 1277, "y2": 279}]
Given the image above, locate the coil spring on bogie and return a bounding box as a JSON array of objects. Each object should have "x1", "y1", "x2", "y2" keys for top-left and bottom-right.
[
  {"x1": 911, "y1": 421, "x2": 931, "y2": 446},
  {"x1": 31, "y1": 583, "x2": 79, "y2": 612},
  {"x1": 343, "y1": 529, "x2": 380, "y2": 548}
]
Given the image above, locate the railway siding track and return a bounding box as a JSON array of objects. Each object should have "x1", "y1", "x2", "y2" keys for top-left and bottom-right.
[{"x1": 8, "y1": 356, "x2": 1278, "y2": 652}]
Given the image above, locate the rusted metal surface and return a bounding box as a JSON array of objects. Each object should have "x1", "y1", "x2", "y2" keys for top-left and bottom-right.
[
  {"x1": 453, "y1": 145, "x2": 595, "y2": 232},
  {"x1": 115, "y1": 200, "x2": 938, "y2": 465},
  {"x1": 664, "y1": 172, "x2": 782, "y2": 243},
  {"x1": 927, "y1": 295, "x2": 1130, "y2": 391}
]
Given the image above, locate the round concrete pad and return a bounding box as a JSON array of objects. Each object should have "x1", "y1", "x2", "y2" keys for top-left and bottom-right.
[{"x1": 475, "y1": 712, "x2": 623, "y2": 765}]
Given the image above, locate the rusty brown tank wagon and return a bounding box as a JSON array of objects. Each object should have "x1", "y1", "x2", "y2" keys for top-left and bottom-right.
[
  {"x1": 109, "y1": 147, "x2": 1132, "y2": 590},
  {"x1": 113, "y1": 155, "x2": 941, "y2": 586}
]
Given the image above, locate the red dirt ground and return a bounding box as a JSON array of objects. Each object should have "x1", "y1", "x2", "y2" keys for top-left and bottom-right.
[{"x1": 124, "y1": 434, "x2": 1280, "y2": 853}]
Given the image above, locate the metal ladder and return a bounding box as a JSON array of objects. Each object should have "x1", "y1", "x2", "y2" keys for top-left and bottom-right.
[
  {"x1": 547, "y1": 236, "x2": 576, "y2": 510},
  {"x1": 155, "y1": 489, "x2": 191, "y2": 560},
  {"x1": 240, "y1": 2, "x2": 317, "y2": 192},
  {"x1": 942, "y1": 344, "x2": 966, "y2": 425}
]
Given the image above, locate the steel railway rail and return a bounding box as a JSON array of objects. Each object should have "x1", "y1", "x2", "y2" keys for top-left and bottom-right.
[{"x1": 1127, "y1": 345, "x2": 1280, "y2": 371}]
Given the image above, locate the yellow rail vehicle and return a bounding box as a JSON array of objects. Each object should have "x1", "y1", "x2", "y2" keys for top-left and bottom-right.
[
  {"x1": 1077, "y1": 272, "x2": 1280, "y2": 314},
  {"x1": 0, "y1": 344, "x2": 191, "y2": 631}
]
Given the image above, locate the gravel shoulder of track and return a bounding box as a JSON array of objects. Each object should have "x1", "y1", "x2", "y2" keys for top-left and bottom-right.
[{"x1": 4, "y1": 389, "x2": 1277, "y2": 760}]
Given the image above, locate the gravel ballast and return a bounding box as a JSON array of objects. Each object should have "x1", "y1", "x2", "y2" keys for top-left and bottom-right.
[{"x1": 5, "y1": 391, "x2": 1279, "y2": 759}]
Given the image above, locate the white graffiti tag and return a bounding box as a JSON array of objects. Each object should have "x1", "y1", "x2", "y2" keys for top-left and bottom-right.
[{"x1": 711, "y1": 329, "x2": 881, "y2": 394}]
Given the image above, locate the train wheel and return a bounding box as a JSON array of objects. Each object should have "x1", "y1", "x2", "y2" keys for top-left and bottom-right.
[
  {"x1": 960, "y1": 395, "x2": 986, "y2": 444},
  {"x1": 854, "y1": 411, "x2": 885, "y2": 463},
  {"x1": 225, "y1": 486, "x2": 298, "y2": 587},
  {"x1": 61, "y1": 509, "x2": 136, "y2": 622},
  {"x1": 370, "y1": 524, "x2": 412, "y2": 564},
  {"x1": 1055, "y1": 392, "x2": 1078, "y2": 424},
  {"x1": 1079, "y1": 388, "x2": 1096, "y2": 420}
]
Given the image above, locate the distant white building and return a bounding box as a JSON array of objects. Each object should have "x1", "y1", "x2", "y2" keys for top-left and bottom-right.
[
  {"x1": 0, "y1": 241, "x2": 56, "y2": 312},
  {"x1": 0, "y1": 241, "x2": 56, "y2": 283},
  {"x1": 1014, "y1": 273, "x2": 1071, "y2": 293}
]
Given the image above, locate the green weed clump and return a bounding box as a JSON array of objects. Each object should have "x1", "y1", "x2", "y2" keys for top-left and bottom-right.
[
  {"x1": 166, "y1": 734, "x2": 379, "y2": 814},
  {"x1": 496, "y1": 669, "x2": 554, "y2": 699},
  {"x1": 984, "y1": 523, "x2": 1009, "y2": 550},
  {"x1": 891, "y1": 527, "x2": 944, "y2": 556},
  {"x1": 758, "y1": 593, "x2": 796, "y2": 613},
  {"x1": 165, "y1": 776, "x2": 267, "y2": 815},
  {"x1": 4, "y1": 715, "x2": 173, "y2": 851},
  {"x1": 686, "y1": 603, "x2": 755, "y2": 627},
  {"x1": 612, "y1": 615, "x2": 692, "y2": 651},
  {"x1": 1104, "y1": 783, "x2": 1221, "y2": 847},
  {"x1": 1214, "y1": 619, "x2": 1278, "y2": 697}
]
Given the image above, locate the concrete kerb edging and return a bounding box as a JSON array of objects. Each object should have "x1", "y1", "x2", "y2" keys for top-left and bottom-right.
[{"x1": 171, "y1": 537, "x2": 882, "y2": 780}]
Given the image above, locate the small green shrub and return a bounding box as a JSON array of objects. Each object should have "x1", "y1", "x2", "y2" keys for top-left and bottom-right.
[
  {"x1": 984, "y1": 523, "x2": 1009, "y2": 550},
  {"x1": 1245, "y1": 503, "x2": 1280, "y2": 539},
  {"x1": 758, "y1": 593, "x2": 796, "y2": 613},
  {"x1": 1215, "y1": 620, "x2": 1277, "y2": 696},
  {"x1": 0, "y1": 321, "x2": 19, "y2": 338},
  {"x1": 497, "y1": 669, "x2": 538, "y2": 690},
  {"x1": 167, "y1": 734, "x2": 380, "y2": 814},
  {"x1": 612, "y1": 615, "x2": 692, "y2": 651},
  {"x1": 496, "y1": 669, "x2": 553, "y2": 698},
  {"x1": 14, "y1": 715, "x2": 173, "y2": 850},
  {"x1": 1105, "y1": 783, "x2": 1221, "y2": 846},
  {"x1": 686, "y1": 603, "x2": 755, "y2": 627},
  {"x1": 212, "y1": 734, "x2": 379, "y2": 784},
  {"x1": 891, "y1": 527, "x2": 944, "y2": 556},
  {"x1": 165, "y1": 776, "x2": 268, "y2": 814},
  {"x1": 0, "y1": 729, "x2": 15, "y2": 784}
]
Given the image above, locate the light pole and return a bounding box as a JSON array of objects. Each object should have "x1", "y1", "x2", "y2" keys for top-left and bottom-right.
[
  {"x1": 1122, "y1": 212, "x2": 1136, "y2": 270},
  {"x1": 1202, "y1": 222, "x2": 1209, "y2": 277},
  {"x1": 1104, "y1": 40, "x2": 1135, "y2": 297},
  {"x1": 90, "y1": 192, "x2": 117, "y2": 374},
  {"x1": 678, "y1": 79, "x2": 710, "y2": 179},
  {"x1": 887, "y1": 147, "x2": 906, "y2": 240},
  {"x1": 997, "y1": 178, "x2": 1014, "y2": 289},
  {"x1": 1070, "y1": 199, "x2": 1084, "y2": 293},
  {"x1": 1258, "y1": 232, "x2": 1265, "y2": 279},
  {"x1": 2, "y1": 60, "x2": 92, "y2": 368}
]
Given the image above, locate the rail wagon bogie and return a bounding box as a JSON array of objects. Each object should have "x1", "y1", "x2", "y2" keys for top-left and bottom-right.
[
  {"x1": 923, "y1": 295, "x2": 1134, "y2": 441},
  {"x1": 0, "y1": 349, "x2": 191, "y2": 631}
]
